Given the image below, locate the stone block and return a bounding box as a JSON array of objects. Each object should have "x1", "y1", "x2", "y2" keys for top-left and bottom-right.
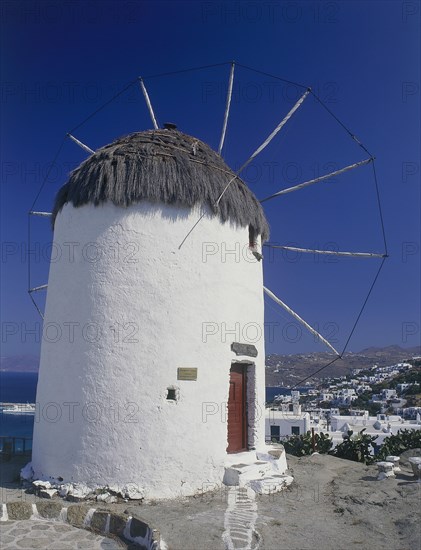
[
  {"x1": 385, "y1": 455, "x2": 401, "y2": 472},
  {"x1": 32, "y1": 480, "x2": 52, "y2": 490},
  {"x1": 231, "y1": 342, "x2": 258, "y2": 357},
  {"x1": 130, "y1": 516, "x2": 149, "y2": 539},
  {"x1": 109, "y1": 512, "x2": 128, "y2": 535},
  {"x1": 97, "y1": 492, "x2": 118, "y2": 503},
  {"x1": 377, "y1": 461, "x2": 395, "y2": 480},
  {"x1": 36, "y1": 501, "x2": 63, "y2": 519},
  {"x1": 408, "y1": 457, "x2": 421, "y2": 479},
  {"x1": 6, "y1": 502, "x2": 32, "y2": 520},
  {"x1": 66, "y1": 504, "x2": 91, "y2": 528},
  {"x1": 90, "y1": 510, "x2": 109, "y2": 533}
]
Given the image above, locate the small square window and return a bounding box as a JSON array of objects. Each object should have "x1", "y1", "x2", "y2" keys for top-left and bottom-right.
[
  {"x1": 291, "y1": 426, "x2": 300, "y2": 435},
  {"x1": 167, "y1": 388, "x2": 177, "y2": 401}
]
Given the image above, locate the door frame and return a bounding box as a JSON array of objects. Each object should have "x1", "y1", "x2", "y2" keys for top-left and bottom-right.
[{"x1": 227, "y1": 363, "x2": 248, "y2": 453}]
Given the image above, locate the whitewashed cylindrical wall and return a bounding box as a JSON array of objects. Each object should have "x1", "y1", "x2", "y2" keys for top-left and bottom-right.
[{"x1": 32, "y1": 201, "x2": 265, "y2": 499}]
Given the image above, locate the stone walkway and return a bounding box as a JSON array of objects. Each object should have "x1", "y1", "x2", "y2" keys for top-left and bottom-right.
[{"x1": 0, "y1": 520, "x2": 125, "y2": 549}]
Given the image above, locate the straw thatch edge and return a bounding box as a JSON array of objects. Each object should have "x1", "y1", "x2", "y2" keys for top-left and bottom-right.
[{"x1": 53, "y1": 130, "x2": 269, "y2": 240}]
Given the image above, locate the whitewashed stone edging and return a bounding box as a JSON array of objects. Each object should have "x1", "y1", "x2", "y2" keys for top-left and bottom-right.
[
  {"x1": 0, "y1": 501, "x2": 161, "y2": 549},
  {"x1": 23, "y1": 468, "x2": 145, "y2": 502}
]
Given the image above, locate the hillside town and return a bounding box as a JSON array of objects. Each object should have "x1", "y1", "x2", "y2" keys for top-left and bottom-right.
[{"x1": 266, "y1": 357, "x2": 421, "y2": 450}]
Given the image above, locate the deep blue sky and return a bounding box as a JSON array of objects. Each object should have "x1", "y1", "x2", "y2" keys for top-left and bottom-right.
[{"x1": 1, "y1": 0, "x2": 420, "y2": 359}]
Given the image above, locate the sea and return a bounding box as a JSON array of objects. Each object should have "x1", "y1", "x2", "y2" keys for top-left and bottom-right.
[
  {"x1": 0, "y1": 372, "x2": 306, "y2": 450},
  {"x1": 0, "y1": 372, "x2": 38, "y2": 450},
  {"x1": 265, "y1": 386, "x2": 312, "y2": 402}
]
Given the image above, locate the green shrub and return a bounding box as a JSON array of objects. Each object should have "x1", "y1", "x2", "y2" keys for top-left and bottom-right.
[
  {"x1": 283, "y1": 431, "x2": 332, "y2": 456},
  {"x1": 315, "y1": 431, "x2": 333, "y2": 453},
  {"x1": 331, "y1": 429, "x2": 378, "y2": 465},
  {"x1": 376, "y1": 429, "x2": 421, "y2": 461},
  {"x1": 283, "y1": 432, "x2": 313, "y2": 456},
  {"x1": 281, "y1": 426, "x2": 421, "y2": 464}
]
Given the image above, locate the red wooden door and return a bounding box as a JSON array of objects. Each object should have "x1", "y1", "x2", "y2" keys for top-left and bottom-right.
[{"x1": 227, "y1": 364, "x2": 247, "y2": 453}]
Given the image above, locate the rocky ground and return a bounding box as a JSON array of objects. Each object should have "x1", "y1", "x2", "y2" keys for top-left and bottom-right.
[{"x1": 1, "y1": 453, "x2": 420, "y2": 550}]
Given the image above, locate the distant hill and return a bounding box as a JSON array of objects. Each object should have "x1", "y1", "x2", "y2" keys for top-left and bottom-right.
[
  {"x1": 0, "y1": 355, "x2": 39, "y2": 372},
  {"x1": 266, "y1": 345, "x2": 421, "y2": 387},
  {"x1": 1, "y1": 345, "x2": 419, "y2": 378}
]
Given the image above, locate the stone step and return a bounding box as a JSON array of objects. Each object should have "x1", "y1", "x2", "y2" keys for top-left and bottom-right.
[
  {"x1": 223, "y1": 460, "x2": 274, "y2": 486},
  {"x1": 223, "y1": 446, "x2": 291, "y2": 494},
  {"x1": 256, "y1": 450, "x2": 288, "y2": 473},
  {"x1": 248, "y1": 474, "x2": 294, "y2": 495}
]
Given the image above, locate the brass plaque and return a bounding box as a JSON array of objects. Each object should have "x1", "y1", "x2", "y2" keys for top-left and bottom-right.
[{"x1": 177, "y1": 368, "x2": 198, "y2": 381}]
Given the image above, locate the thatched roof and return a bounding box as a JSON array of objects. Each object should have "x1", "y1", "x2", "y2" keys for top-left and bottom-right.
[{"x1": 53, "y1": 129, "x2": 269, "y2": 240}]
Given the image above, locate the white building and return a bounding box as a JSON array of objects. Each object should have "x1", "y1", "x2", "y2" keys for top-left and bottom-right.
[
  {"x1": 330, "y1": 412, "x2": 370, "y2": 432},
  {"x1": 317, "y1": 411, "x2": 421, "y2": 451},
  {"x1": 266, "y1": 404, "x2": 311, "y2": 440},
  {"x1": 356, "y1": 384, "x2": 372, "y2": 394},
  {"x1": 336, "y1": 388, "x2": 357, "y2": 405},
  {"x1": 402, "y1": 406, "x2": 421, "y2": 419},
  {"x1": 30, "y1": 128, "x2": 274, "y2": 499},
  {"x1": 397, "y1": 383, "x2": 412, "y2": 392},
  {"x1": 321, "y1": 392, "x2": 334, "y2": 401},
  {"x1": 291, "y1": 390, "x2": 300, "y2": 402},
  {"x1": 382, "y1": 388, "x2": 397, "y2": 400}
]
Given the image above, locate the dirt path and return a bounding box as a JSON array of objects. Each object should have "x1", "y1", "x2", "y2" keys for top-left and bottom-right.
[
  {"x1": 1, "y1": 454, "x2": 420, "y2": 550},
  {"x1": 256, "y1": 454, "x2": 420, "y2": 550},
  {"x1": 107, "y1": 454, "x2": 421, "y2": 549}
]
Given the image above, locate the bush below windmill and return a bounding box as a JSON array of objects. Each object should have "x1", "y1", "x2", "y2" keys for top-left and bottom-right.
[
  {"x1": 283, "y1": 429, "x2": 376, "y2": 464},
  {"x1": 375, "y1": 429, "x2": 421, "y2": 461},
  {"x1": 331, "y1": 429, "x2": 378, "y2": 465},
  {"x1": 284, "y1": 427, "x2": 421, "y2": 466},
  {"x1": 283, "y1": 431, "x2": 333, "y2": 456}
]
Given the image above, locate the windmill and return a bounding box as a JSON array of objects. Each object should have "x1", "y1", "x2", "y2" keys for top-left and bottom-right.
[{"x1": 26, "y1": 62, "x2": 387, "y2": 499}]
